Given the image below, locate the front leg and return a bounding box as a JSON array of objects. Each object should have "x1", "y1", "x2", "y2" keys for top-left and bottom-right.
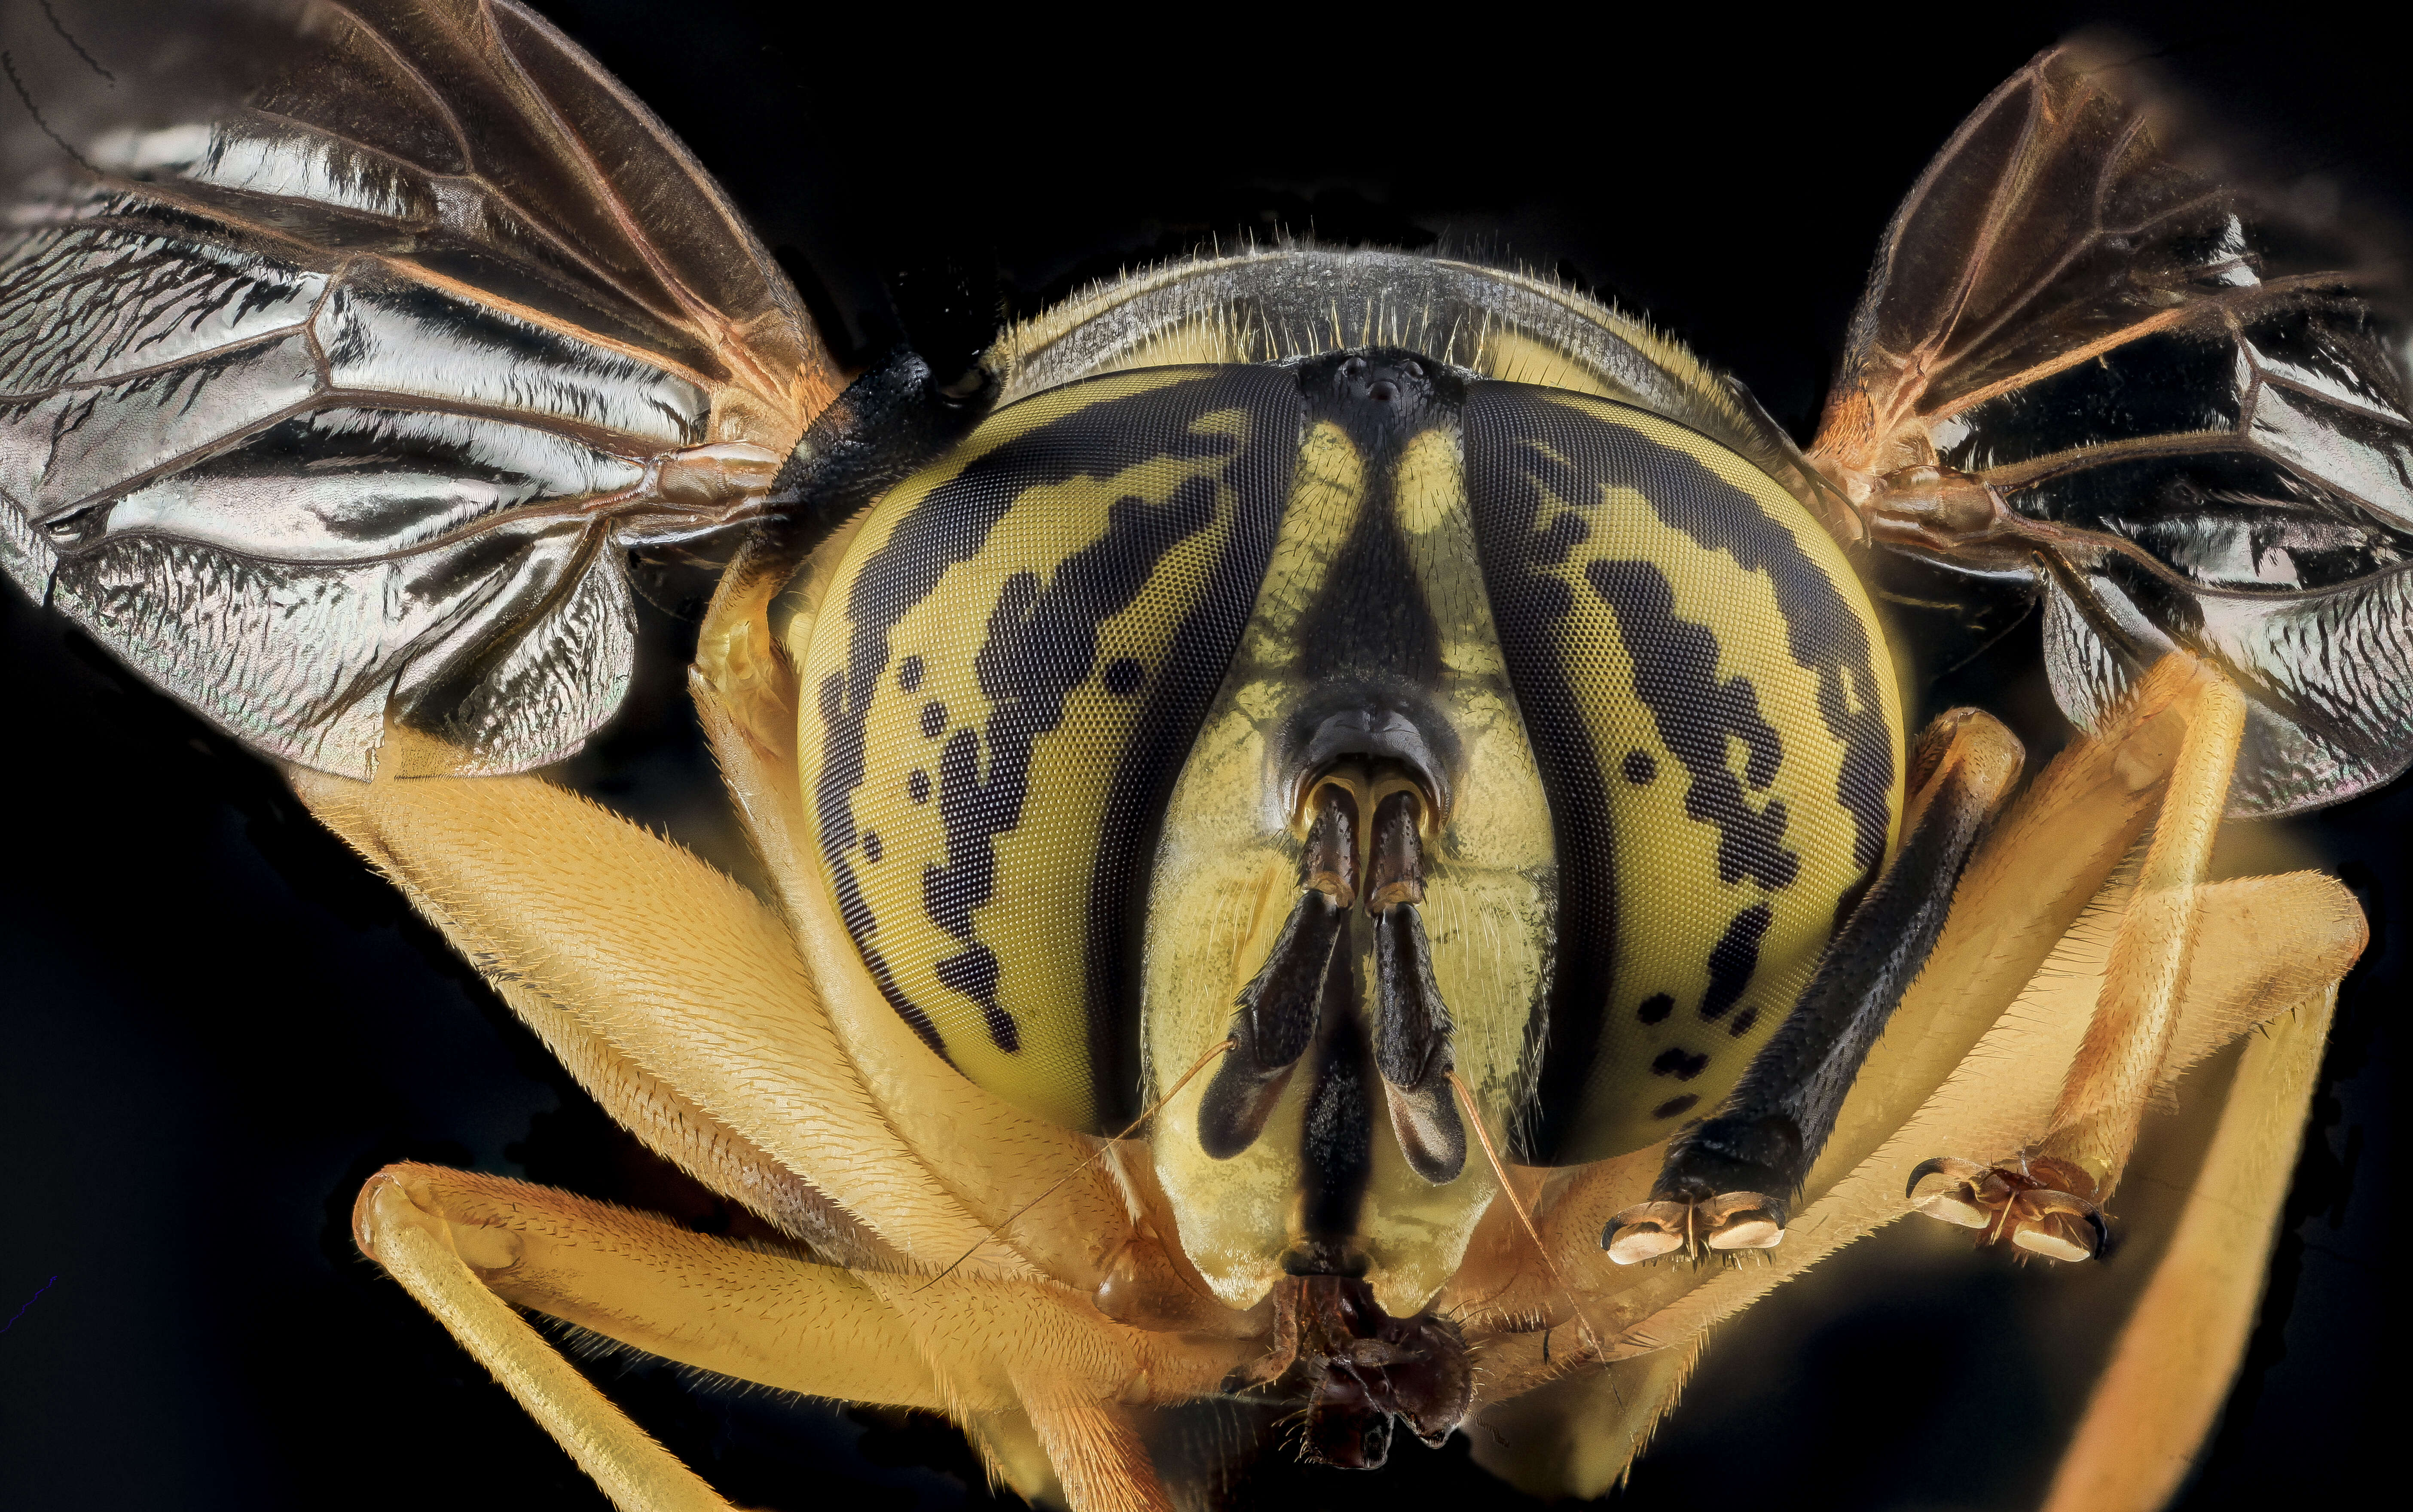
[
  {"x1": 356, "y1": 1163, "x2": 1234, "y2": 1512},
  {"x1": 356, "y1": 1170, "x2": 744, "y2": 1512},
  {"x1": 1909, "y1": 655, "x2": 2245, "y2": 1259},
  {"x1": 1606, "y1": 707, "x2": 2022, "y2": 1262},
  {"x1": 290, "y1": 749, "x2": 1151, "y2": 1291}
]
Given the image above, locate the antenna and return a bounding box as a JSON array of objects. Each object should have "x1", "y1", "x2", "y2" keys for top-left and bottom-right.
[{"x1": 1448, "y1": 1070, "x2": 1606, "y2": 1366}]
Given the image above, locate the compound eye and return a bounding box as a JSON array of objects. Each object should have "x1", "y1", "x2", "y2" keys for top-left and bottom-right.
[
  {"x1": 789, "y1": 367, "x2": 1295, "y2": 1132},
  {"x1": 1462, "y1": 383, "x2": 1905, "y2": 1163}
]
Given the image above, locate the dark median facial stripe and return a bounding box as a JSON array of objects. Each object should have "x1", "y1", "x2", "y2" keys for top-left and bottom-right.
[
  {"x1": 1582, "y1": 558, "x2": 1800, "y2": 891},
  {"x1": 1515, "y1": 404, "x2": 1894, "y2": 877}
]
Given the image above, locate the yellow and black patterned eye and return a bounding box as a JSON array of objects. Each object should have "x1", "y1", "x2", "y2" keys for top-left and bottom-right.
[
  {"x1": 791, "y1": 366, "x2": 1298, "y2": 1132},
  {"x1": 1463, "y1": 385, "x2": 1905, "y2": 1163}
]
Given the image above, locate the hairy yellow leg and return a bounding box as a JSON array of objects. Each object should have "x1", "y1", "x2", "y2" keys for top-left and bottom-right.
[
  {"x1": 354, "y1": 1171, "x2": 737, "y2": 1512},
  {"x1": 2037, "y1": 660, "x2": 2247, "y2": 1199},
  {"x1": 962, "y1": 1409, "x2": 1069, "y2": 1508},
  {"x1": 290, "y1": 756, "x2": 1006, "y2": 1275},
  {"x1": 1466, "y1": 661, "x2": 2194, "y2": 1329},
  {"x1": 1018, "y1": 1399, "x2": 1176, "y2": 1512},
  {"x1": 1458, "y1": 662, "x2": 2352, "y2": 1402},
  {"x1": 1474, "y1": 965, "x2": 2348, "y2": 1506},
  {"x1": 2040, "y1": 985, "x2": 2340, "y2": 1512},
  {"x1": 1457, "y1": 862, "x2": 2358, "y2": 1458},
  {"x1": 298, "y1": 760, "x2": 898, "y2": 1266},
  {"x1": 360, "y1": 1164, "x2": 1241, "y2": 1512},
  {"x1": 359, "y1": 1164, "x2": 945, "y2": 1406},
  {"x1": 1800, "y1": 653, "x2": 2221, "y2": 1198}
]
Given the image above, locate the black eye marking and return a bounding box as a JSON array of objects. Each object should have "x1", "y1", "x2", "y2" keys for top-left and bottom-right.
[
  {"x1": 1484, "y1": 402, "x2": 1894, "y2": 899},
  {"x1": 908, "y1": 768, "x2": 930, "y2": 804},
  {"x1": 862, "y1": 830, "x2": 884, "y2": 863},
  {"x1": 935, "y1": 946, "x2": 1016, "y2": 1052},
  {"x1": 899, "y1": 654, "x2": 925, "y2": 691},
  {"x1": 1584, "y1": 559, "x2": 1799, "y2": 890},
  {"x1": 1570, "y1": 417, "x2": 1893, "y2": 876},
  {"x1": 1651, "y1": 1048, "x2": 1710, "y2": 1080},
  {"x1": 1728, "y1": 1006, "x2": 1760, "y2": 1036},
  {"x1": 809, "y1": 372, "x2": 1280, "y2": 1073},
  {"x1": 1533, "y1": 511, "x2": 1590, "y2": 567},
  {"x1": 1637, "y1": 992, "x2": 1674, "y2": 1024},
  {"x1": 1652, "y1": 1094, "x2": 1700, "y2": 1119},
  {"x1": 818, "y1": 672, "x2": 843, "y2": 719},
  {"x1": 1622, "y1": 749, "x2": 1657, "y2": 785},
  {"x1": 922, "y1": 480, "x2": 1221, "y2": 1055},
  {"x1": 1103, "y1": 657, "x2": 1144, "y2": 696},
  {"x1": 919, "y1": 701, "x2": 947, "y2": 738},
  {"x1": 1465, "y1": 390, "x2": 1900, "y2": 1164},
  {"x1": 1701, "y1": 903, "x2": 1774, "y2": 1021}
]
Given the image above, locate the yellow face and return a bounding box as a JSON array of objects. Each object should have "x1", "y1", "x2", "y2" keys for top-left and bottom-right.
[{"x1": 791, "y1": 350, "x2": 1902, "y2": 1317}]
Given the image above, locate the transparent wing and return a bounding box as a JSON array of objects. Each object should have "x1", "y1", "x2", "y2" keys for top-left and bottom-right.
[
  {"x1": 1813, "y1": 40, "x2": 2413, "y2": 815},
  {"x1": 0, "y1": 0, "x2": 838, "y2": 775}
]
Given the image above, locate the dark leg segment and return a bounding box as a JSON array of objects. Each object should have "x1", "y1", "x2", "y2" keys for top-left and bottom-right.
[{"x1": 1607, "y1": 709, "x2": 2023, "y2": 1262}]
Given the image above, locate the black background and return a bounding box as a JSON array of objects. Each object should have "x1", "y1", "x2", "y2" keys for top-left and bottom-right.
[{"x1": 0, "y1": 3, "x2": 2400, "y2": 1509}]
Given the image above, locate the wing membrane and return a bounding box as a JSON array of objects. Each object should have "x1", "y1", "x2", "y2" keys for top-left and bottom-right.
[
  {"x1": 1815, "y1": 41, "x2": 2413, "y2": 814},
  {"x1": 0, "y1": 0, "x2": 837, "y2": 774}
]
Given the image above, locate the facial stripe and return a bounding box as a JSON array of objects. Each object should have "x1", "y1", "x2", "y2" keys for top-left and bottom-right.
[
  {"x1": 1293, "y1": 440, "x2": 1445, "y2": 690},
  {"x1": 1142, "y1": 352, "x2": 1558, "y2": 1316}
]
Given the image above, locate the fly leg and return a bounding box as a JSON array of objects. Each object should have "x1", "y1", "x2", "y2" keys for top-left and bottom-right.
[
  {"x1": 354, "y1": 1163, "x2": 1224, "y2": 1512},
  {"x1": 1908, "y1": 655, "x2": 2245, "y2": 1260},
  {"x1": 1606, "y1": 708, "x2": 2023, "y2": 1263}
]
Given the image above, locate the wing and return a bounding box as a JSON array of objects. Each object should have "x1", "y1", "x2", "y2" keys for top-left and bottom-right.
[
  {"x1": 1813, "y1": 40, "x2": 2413, "y2": 815},
  {"x1": 0, "y1": 0, "x2": 838, "y2": 776}
]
